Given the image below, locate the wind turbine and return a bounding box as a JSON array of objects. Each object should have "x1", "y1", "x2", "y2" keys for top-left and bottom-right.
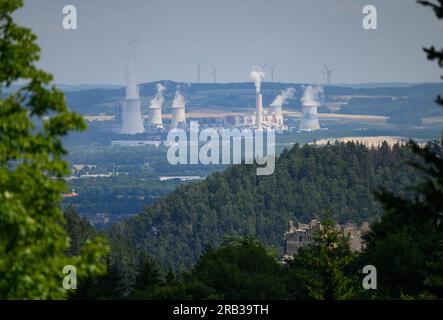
[
  {"x1": 258, "y1": 63, "x2": 269, "y2": 77},
  {"x1": 319, "y1": 68, "x2": 327, "y2": 85},
  {"x1": 325, "y1": 65, "x2": 335, "y2": 86},
  {"x1": 269, "y1": 64, "x2": 277, "y2": 82},
  {"x1": 321, "y1": 64, "x2": 334, "y2": 86},
  {"x1": 194, "y1": 61, "x2": 203, "y2": 83},
  {"x1": 209, "y1": 65, "x2": 217, "y2": 83}
]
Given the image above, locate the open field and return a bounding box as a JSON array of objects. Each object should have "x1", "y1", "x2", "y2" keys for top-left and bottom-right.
[{"x1": 283, "y1": 111, "x2": 388, "y2": 122}]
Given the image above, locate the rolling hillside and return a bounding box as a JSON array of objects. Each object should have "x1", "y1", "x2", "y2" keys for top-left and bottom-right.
[
  {"x1": 112, "y1": 141, "x2": 424, "y2": 269},
  {"x1": 63, "y1": 82, "x2": 443, "y2": 122}
]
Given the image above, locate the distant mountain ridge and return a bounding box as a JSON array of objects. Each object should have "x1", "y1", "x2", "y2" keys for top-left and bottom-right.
[
  {"x1": 60, "y1": 81, "x2": 443, "y2": 120},
  {"x1": 335, "y1": 82, "x2": 422, "y2": 89}
]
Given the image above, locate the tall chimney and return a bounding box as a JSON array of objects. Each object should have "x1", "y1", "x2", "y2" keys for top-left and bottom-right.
[{"x1": 256, "y1": 92, "x2": 263, "y2": 130}]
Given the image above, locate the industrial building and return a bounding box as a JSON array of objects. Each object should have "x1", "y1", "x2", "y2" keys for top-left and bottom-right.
[
  {"x1": 299, "y1": 86, "x2": 322, "y2": 131},
  {"x1": 120, "y1": 60, "x2": 145, "y2": 134},
  {"x1": 299, "y1": 104, "x2": 321, "y2": 131},
  {"x1": 283, "y1": 219, "x2": 369, "y2": 259},
  {"x1": 170, "y1": 90, "x2": 187, "y2": 130},
  {"x1": 148, "y1": 105, "x2": 163, "y2": 128},
  {"x1": 147, "y1": 83, "x2": 165, "y2": 128}
]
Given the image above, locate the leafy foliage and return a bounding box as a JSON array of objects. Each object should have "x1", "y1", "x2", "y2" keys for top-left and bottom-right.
[
  {"x1": 143, "y1": 237, "x2": 288, "y2": 300},
  {"x1": 359, "y1": 0, "x2": 443, "y2": 300},
  {"x1": 0, "y1": 0, "x2": 108, "y2": 299},
  {"x1": 116, "y1": 142, "x2": 421, "y2": 270},
  {"x1": 286, "y1": 215, "x2": 360, "y2": 300},
  {"x1": 418, "y1": 0, "x2": 443, "y2": 105}
]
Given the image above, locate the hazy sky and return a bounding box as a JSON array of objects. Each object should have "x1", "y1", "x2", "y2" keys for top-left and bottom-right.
[{"x1": 14, "y1": 0, "x2": 443, "y2": 85}]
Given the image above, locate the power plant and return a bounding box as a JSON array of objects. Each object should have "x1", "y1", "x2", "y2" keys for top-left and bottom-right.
[
  {"x1": 256, "y1": 92, "x2": 263, "y2": 130},
  {"x1": 170, "y1": 90, "x2": 187, "y2": 130},
  {"x1": 250, "y1": 67, "x2": 265, "y2": 130},
  {"x1": 269, "y1": 104, "x2": 283, "y2": 128},
  {"x1": 113, "y1": 63, "x2": 322, "y2": 137},
  {"x1": 299, "y1": 85, "x2": 322, "y2": 131},
  {"x1": 147, "y1": 83, "x2": 165, "y2": 128},
  {"x1": 120, "y1": 60, "x2": 145, "y2": 134},
  {"x1": 222, "y1": 71, "x2": 296, "y2": 132},
  {"x1": 268, "y1": 88, "x2": 295, "y2": 130}
]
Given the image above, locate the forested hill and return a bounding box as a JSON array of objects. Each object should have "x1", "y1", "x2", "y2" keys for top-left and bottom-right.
[{"x1": 114, "y1": 142, "x2": 423, "y2": 270}]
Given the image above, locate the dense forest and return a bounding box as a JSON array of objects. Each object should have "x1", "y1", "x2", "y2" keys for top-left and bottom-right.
[
  {"x1": 3, "y1": 0, "x2": 443, "y2": 302},
  {"x1": 64, "y1": 139, "x2": 443, "y2": 300},
  {"x1": 112, "y1": 142, "x2": 423, "y2": 270}
]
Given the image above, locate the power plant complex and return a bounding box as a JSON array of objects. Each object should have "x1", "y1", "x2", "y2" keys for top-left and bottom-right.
[{"x1": 116, "y1": 62, "x2": 322, "y2": 136}]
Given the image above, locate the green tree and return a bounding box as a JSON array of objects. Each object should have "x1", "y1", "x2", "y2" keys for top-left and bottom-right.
[
  {"x1": 73, "y1": 256, "x2": 124, "y2": 299},
  {"x1": 186, "y1": 237, "x2": 287, "y2": 299},
  {"x1": 134, "y1": 256, "x2": 162, "y2": 293},
  {"x1": 361, "y1": 0, "x2": 443, "y2": 299},
  {"x1": 64, "y1": 205, "x2": 99, "y2": 257},
  {"x1": 287, "y1": 216, "x2": 360, "y2": 300},
  {"x1": 150, "y1": 237, "x2": 288, "y2": 299},
  {"x1": 0, "y1": 0, "x2": 108, "y2": 299}
]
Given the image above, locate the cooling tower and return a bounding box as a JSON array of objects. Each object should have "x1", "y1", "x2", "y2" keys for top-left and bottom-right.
[
  {"x1": 120, "y1": 60, "x2": 145, "y2": 134},
  {"x1": 170, "y1": 105, "x2": 187, "y2": 130},
  {"x1": 256, "y1": 93, "x2": 263, "y2": 130},
  {"x1": 121, "y1": 99, "x2": 145, "y2": 134},
  {"x1": 148, "y1": 106, "x2": 163, "y2": 128},
  {"x1": 299, "y1": 105, "x2": 320, "y2": 131}
]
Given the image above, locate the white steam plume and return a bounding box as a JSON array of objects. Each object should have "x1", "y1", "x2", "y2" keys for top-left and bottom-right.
[
  {"x1": 301, "y1": 85, "x2": 324, "y2": 107},
  {"x1": 271, "y1": 88, "x2": 296, "y2": 107},
  {"x1": 250, "y1": 67, "x2": 265, "y2": 93},
  {"x1": 172, "y1": 90, "x2": 185, "y2": 108},
  {"x1": 150, "y1": 83, "x2": 166, "y2": 109},
  {"x1": 125, "y1": 59, "x2": 139, "y2": 100}
]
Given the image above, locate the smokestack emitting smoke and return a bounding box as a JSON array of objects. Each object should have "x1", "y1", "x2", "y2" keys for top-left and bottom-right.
[
  {"x1": 250, "y1": 67, "x2": 265, "y2": 93},
  {"x1": 170, "y1": 90, "x2": 187, "y2": 130},
  {"x1": 172, "y1": 90, "x2": 185, "y2": 109},
  {"x1": 271, "y1": 88, "x2": 296, "y2": 107},
  {"x1": 270, "y1": 88, "x2": 295, "y2": 128},
  {"x1": 299, "y1": 85, "x2": 323, "y2": 131},
  {"x1": 301, "y1": 85, "x2": 323, "y2": 107},
  {"x1": 121, "y1": 60, "x2": 145, "y2": 134},
  {"x1": 250, "y1": 67, "x2": 265, "y2": 130},
  {"x1": 125, "y1": 60, "x2": 139, "y2": 100},
  {"x1": 148, "y1": 83, "x2": 166, "y2": 128},
  {"x1": 150, "y1": 83, "x2": 166, "y2": 108}
]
